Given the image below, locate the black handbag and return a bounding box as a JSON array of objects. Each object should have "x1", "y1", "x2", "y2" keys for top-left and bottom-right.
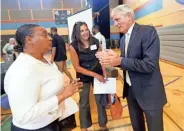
[{"x1": 58, "y1": 114, "x2": 76, "y2": 130}]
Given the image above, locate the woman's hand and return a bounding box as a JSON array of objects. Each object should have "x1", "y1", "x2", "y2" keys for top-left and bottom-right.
[
  {"x1": 94, "y1": 74, "x2": 105, "y2": 83},
  {"x1": 63, "y1": 78, "x2": 83, "y2": 97},
  {"x1": 102, "y1": 65, "x2": 107, "y2": 79},
  {"x1": 57, "y1": 78, "x2": 83, "y2": 103}
]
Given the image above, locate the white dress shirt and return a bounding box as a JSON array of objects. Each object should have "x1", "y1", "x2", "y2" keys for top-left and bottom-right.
[
  {"x1": 125, "y1": 23, "x2": 135, "y2": 86},
  {"x1": 94, "y1": 32, "x2": 106, "y2": 51},
  {"x1": 4, "y1": 53, "x2": 64, "y2": 130}
]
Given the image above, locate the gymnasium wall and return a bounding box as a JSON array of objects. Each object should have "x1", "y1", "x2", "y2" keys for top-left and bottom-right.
[
  {"x1": 123, "y1": 0, "x2": 184, "y2": 27},
  {"x1": 157, "y1": 24, "x2": 184, "y2": 65},
  {"x1": 110, "y1": 0, "x2": 120, "y2": 40},
  {"x1": 1, "y1": 0, "x2": 86, "y2": 43},
  {"x1": 1, "y1": 0, "x2": 122, "y2": 45},
  {"x1": 123, "y1": 0, "x2": 184, "y2": 65}
]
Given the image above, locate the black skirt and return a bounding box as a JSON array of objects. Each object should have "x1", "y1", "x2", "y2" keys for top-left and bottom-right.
[{"x1": 11, "y1": 119, "x2": 60, "y2": 131}]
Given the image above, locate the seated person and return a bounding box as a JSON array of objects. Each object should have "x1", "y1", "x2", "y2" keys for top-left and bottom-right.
[{"x1": 3, "y1": 38, "x2": 17, "y2": 55}]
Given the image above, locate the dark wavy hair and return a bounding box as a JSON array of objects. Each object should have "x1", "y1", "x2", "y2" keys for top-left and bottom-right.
[
  {"x1": 15, "y1": 24, "x2": 39, "y2": 52},
  {"x1": 71, "y1": 21, "x2": 93, "y2": 51}
]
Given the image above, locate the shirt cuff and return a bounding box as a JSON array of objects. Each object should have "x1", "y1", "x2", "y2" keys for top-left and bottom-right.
[{"x1": 48, "y1": 96, "x2": 59, "y2": 113}]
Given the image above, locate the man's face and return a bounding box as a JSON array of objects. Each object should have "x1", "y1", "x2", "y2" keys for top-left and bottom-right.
[{"x1": 112, "y1": 11, "x2": 131, "y2": 33}]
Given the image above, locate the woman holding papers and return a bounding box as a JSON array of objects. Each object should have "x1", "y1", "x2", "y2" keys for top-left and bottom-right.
[
  {"x1": 70, "y1": 21, "x2": 109, "y2": 131},
  {"x1": 4, "y1": 24, "x2": 83, "y2": 131}
]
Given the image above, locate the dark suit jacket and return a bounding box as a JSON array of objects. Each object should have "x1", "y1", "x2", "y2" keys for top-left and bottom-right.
[{"x1": 120, "y1": 23, "x2": 167, "y2": 110}]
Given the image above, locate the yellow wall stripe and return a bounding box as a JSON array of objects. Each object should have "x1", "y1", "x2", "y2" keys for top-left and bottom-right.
[{"x1": 1, "y1": 28, "x2": 69, "y2": 35}]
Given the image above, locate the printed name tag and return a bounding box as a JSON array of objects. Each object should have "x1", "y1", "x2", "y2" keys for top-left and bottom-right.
[{"x1": 90, "y1": 44, "x2": 97, "y2": 50}]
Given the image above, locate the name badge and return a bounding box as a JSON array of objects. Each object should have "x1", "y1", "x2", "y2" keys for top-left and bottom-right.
[{"x1": 90, "y1": 44, "x2": 97, "y2": 50}]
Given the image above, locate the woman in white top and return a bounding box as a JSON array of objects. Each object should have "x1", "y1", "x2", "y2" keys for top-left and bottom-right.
[{"x1": 4, "y1": 24, "x2": 83, "y2": 131}]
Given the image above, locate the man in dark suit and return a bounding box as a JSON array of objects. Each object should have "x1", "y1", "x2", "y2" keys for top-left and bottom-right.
[{"x1": 96, "y1": 4, "x2": 167, "y2": 131}]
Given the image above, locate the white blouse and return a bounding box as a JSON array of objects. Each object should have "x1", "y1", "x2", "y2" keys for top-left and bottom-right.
[{"x1": 4, "y1": 53, "x2": 64, "y2": 130}]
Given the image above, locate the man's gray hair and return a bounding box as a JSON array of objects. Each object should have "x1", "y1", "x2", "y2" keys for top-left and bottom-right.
[{"x1": 112, "y1": 4, "x2": 134, "y2": 18}]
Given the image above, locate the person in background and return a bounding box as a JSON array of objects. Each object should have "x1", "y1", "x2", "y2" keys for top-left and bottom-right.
[
  {"x1": 92, "y1": 25, "x2": 106, "y2": 51},
  {"x1": 4, "y1": 24, "x2": 83, "y2": 131},
  {"x1": 50, "y1": 27, "x2": 73, "y2": 82},
  {"x1": 3, "y1": 38, "x2": 17, "y2": 62},
  {"x1": 70, "y1": 21, "x2": 109, "y2": 131},
  {"x1": 3, "y1": 38, "x2": 17, "y2": 55},
  {"x1": 96, "y1": 4, "x2": 167, "y2": 131}
]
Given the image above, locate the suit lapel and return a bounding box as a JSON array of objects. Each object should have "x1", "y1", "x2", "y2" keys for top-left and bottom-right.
[
  {"x1": 120, "y1": 35, "x2": 125, "y2": 57},
  {"x1": 127, "y1": 23, "x2": 139, "y2": 56}
]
